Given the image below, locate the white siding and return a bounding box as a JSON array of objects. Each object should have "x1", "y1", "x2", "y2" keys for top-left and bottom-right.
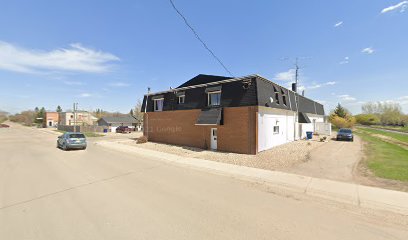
[{"x1": 258, "y1": 108, "x2": 295, "y2": 152}]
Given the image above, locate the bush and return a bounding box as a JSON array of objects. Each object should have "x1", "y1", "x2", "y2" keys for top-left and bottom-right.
[
  {"x1": 330, "y1": 115, "x2": 356, "y2": 129},
  {"x1": 136, "y1": 136, "x2": 148, "y2": 144},
  {"x1": 355, "y1": 114, "x2": 380, "y2": 125}
]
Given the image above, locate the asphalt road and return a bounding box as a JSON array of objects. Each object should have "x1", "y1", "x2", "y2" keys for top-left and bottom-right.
[{"x1": 1, "y1": 123, "x2": 408, "y2": 240}]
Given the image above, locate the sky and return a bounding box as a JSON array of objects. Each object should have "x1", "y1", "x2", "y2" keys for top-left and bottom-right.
[{"x1": 0, "y1": 0, "x2": 407, "y2": 114}]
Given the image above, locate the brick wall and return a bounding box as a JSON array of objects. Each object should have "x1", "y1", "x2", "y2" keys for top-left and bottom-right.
[{"x1": 143, "y1": 106, "x2": 258, "y2": 154}]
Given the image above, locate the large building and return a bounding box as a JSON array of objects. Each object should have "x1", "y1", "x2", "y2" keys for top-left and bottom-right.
[
  {"x1": 43, "y1": 112, "x2": 59, "y2": 128},
  {"x1": 58, "y1": 111, "x2": 97, "y2": 126},
  {"x1": 142, "y1": 74, "x2": 326, "y2": 154}
]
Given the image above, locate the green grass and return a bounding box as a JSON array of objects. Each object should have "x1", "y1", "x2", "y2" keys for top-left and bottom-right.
[
  {"x1": 371, "y1": 125, "x2": 408, "y2": 133},
  {"x1": 355, "y1": 128, "x2": 408, "y2": 181},
  {"x1": 357, "y1": 127, "x2": 408, "y2": 143},
  {"x1": 54, "y1": 130, "x2": 104, "y2": 138}
]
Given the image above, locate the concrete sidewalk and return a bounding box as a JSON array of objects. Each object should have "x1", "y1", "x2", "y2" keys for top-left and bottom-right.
[{"x1": 96, "y1": 140, "x2": 408, "y2": 216}]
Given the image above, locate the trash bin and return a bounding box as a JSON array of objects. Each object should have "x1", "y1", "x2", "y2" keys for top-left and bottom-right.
[
  {"x1": 306, "y1": 131, "x2": 313, "y2": 140},
  {"x1": 103, "y1": 129, "x2": 108, "y2": 133}
]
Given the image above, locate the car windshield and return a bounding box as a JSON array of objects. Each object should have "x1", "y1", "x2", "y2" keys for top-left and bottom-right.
[
  {"x1": 339, "y1": 129, "x2": 352, "y2": 134},
  {"x1": 69, "y1": 134, "x2": 85, "y2": 138}
]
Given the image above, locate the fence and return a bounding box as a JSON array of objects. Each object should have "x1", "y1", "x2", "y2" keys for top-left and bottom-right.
[{"x1": 58, "y1": 125, "x2": 107, "y2": 133}]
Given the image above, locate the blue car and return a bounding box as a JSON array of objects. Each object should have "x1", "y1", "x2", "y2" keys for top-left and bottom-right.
[
  {"x1": 57, "y1": 132, "x2": 87, "y2": 150},
  {"x1": 336, "y1": 128, "x2": 354, "y2": 142}
]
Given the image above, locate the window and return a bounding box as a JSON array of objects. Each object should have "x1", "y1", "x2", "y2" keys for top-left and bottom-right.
[
  {"x1": 178, "y1": 95, "x2": 185, "y2": 104},
  {"x1": 273, "y1": 86, "x2": 280, "y2": 104},
  {"x1": 154, "y1": 98, "x2": 164, "y2": 111},
  {"x1": 208, "y1": 91, "x2": 221, "y2": 106},
  {"x1": 281, "y1": 89, "x2": 287, "y2": 106},
  {"x1": 273, "y1": 126, "x2": 279, "y2": 134}
]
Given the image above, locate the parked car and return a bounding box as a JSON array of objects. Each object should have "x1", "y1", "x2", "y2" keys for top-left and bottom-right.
[
  {"x1": 336, "y1": 128, "x2": 354, "y2": 141},
  {"x1": 116, "y1": 126, "x2": 131, "y2": 133},
  {"x1": 0, "y1": 124, "x2": 10, "y2": 128},
  {"x1": 57, "y1": 132, "x2": 87, "y2": 150}
]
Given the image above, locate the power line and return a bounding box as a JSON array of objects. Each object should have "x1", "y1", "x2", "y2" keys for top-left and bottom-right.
[{"x1": 169, "y1": 0, "x2": 234, "y2": 77}]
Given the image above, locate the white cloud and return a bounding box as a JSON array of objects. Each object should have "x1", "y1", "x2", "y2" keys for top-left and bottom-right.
[
  {"x1": 64, "y1": 81, "x2": 85, "y2": 86},
  {"x1": 361, "y1": 47, "x2": 375, "y2": 54},
  {"x1": 381, "y1": 1, "x2": 408, "y2": 13},
  {"x1": 79, "y1": 93, "x2": 92, "y2": 98},
  {"x1": 274, "y1": 69, "x2": 295, "y2": 81},
  {"x1": 334, "y1": 21, "x2": 343, "y2": 27},
  {"x1": 108, "y1": 82, "x2": 130, "y2": 87},
  {"x1": 338, "y1": 94, "x2": 356, "y2": 101},
  {"x1": 0, "y1": 41, "x2": 120, "y2": 74},
  {"x1": 307, "y1": 81, "x2": 337, "y2": 90},
  {"x1": 339, "y1": 56, "x2": 349, "y2": 64}
]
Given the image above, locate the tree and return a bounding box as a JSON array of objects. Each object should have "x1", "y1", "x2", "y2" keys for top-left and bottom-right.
[
  {"x1": 35, "y1": 107, "x2": 46, "y2": 124},
  {"x1": 333, "y1": 103, "x2": 348, "y2": 118},
  {"x1": 355, "y1": 114, "x2": 380, "y2": 125},
  {"x1": 56, "y1": 105, "x2": 62, "y2": 112},
  {"x1": 329, "y1": 103, "x2": 355, "y2": 128},
  {"x1": 34, "y1": 107, "x2": 39, "y2": 113},
  {"x1": 133, "y1": 99, "x2": 144, "y2": 121},
  {"x1": 361, "y1": 102, "x2": 404, "y2": 125},
  {"x1": 129, "y1": 109, "x2": 134, "y2": 116}
]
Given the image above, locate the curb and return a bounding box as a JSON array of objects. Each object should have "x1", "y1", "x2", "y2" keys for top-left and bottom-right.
[{"x1": 95, "y1": 140, "x2": 408, "y2": 216}]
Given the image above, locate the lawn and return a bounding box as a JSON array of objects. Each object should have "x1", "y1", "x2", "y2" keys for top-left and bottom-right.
[
  {"x1": 358, "y1": 127, "x2": 408, "y2": 143},
  {"x1": 371, "y1": 125, "x2": 408, "y2": 133},
  {"x1": 355, "y1": 128, "x2": 408, "y2": 181},
  {"x1": 54, "y1": 130, "x2": 104, "y2": 138}
]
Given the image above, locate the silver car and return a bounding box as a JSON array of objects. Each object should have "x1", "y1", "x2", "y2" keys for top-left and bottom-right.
[{"x1": 57, "y1": 132, "x2": 87, "y2": 150}]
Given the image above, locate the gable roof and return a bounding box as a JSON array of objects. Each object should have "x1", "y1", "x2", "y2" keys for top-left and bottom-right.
[
  {"x1": 177, "y1": 74, "x2": 231, "y2": 88},
  {"x1": 99, "y1": 115, "x2": 138, "y2": 124}
]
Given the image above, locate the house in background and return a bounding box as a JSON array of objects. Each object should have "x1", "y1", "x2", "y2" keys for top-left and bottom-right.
[
  {"x1": 97, "y1": 115, "x2": 141, "y2": 132},
  {"x1": 142, "y1": 74, "x2": 327, "y2": 154},
  {"x1": 43, "y1": 112, "x2": 59, "y2": 128},
  {"x1": 58, "y1": 111, "x2": 97, "y2": 126}
]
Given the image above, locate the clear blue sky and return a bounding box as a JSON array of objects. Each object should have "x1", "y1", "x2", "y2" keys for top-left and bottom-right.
[{"x1": 0, "y1": 0, "x2": 407, "y2": 114}]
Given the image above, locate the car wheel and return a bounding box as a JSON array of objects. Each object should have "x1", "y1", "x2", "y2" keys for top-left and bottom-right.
[
  {"x1": 83, "y1": 147, "x2": 87, "y2": 150},
  {"x1": 62, "y1": 143, "x2": 68, "y2": 151},
  {"x1": 351, "y1": 138, "x2": 354, "y2": 142},
  {"x1": 336, "y1": 137, "x2": 339, "y2": 141}
]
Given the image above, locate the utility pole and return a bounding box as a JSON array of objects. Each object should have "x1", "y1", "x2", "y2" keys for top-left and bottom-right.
[
  {"x1": 73, "y1": 103, "x2": 78, "y2": 132},
  {"x1": 144, "y1": 87, "x2": 150, "y2": 139},
  {"x1": 294, "y1": 58, "x2": 300, "y2": 140}
]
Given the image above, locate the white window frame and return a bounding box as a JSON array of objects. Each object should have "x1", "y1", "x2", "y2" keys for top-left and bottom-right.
[
  {"x1": 178, "y1": 95, "x2": 185, "y2": 104},
  {"x1": 207, "y1": 91, "x2": 221, "y2": 106},
  {"x1": 153, "y1": 98, "x2": 164, "y2": 112}
]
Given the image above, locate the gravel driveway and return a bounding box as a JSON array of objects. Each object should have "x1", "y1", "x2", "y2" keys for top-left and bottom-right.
[{"x1": 288, "y1": 135, "x2": 363, "y2": 182}]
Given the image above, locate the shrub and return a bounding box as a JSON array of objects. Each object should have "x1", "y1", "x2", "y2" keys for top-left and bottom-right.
[
  {"x1": 136, "y1": 136, "x2": 148, "y2": 144},
  {"x1": 330, "y1": 115, "x2": 356, "y2": 129},
  {"x1": 355, "y1": 114, "x2": 380, "y2": 125}
]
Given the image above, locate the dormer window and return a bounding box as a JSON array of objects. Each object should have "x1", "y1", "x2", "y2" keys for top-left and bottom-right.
[
  {"x1": 153, "y1": 98, "x2": 164, "y2": 111},
  {"x1": 208, "y1": 91, "x2": 221, "y2": 106},
  {"x1": 178, "y1": 95, "x2": 185, "y2": 104},
  {"x1": 281, "y1": 89, "x2": 287, "y2": 106},
  {"x1": 273, "y1": 86, "x2": 280, "y2": 105}
]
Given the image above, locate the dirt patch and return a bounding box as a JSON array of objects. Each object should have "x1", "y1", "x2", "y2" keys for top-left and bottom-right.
[{"x1": 124, "y1": 137, "x2": 325, "y2": 171}]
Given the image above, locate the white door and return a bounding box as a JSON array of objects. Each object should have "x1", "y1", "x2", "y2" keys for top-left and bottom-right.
[
  {"x1": 210, "y1": 128, "x2": 217, "y2": 150},
  {"x1": 111, "y1": 126, "x2": 117, "y2": 133}
]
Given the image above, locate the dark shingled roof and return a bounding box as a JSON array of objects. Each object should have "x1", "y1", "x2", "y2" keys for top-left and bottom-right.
[{"x1": 177, "y1": 74, "x2": 231, "y2": 88}]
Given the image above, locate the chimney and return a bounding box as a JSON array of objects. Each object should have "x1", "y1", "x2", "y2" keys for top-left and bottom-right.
[{"x1": 291, "y1": 83, "x2": 297, "y2": 92}]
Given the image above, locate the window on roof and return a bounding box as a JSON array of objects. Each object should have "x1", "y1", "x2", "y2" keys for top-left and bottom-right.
[
  {"x1": 274, "y1": 86, "x2": 280, "y2": 104},
  {"x1": 281, "y1": 89, "x2": 287, "y2": 106},
  {"x1": 153, "y1": 98, "x2": 164, "y2": 112},
  {"x1": 178, "y1": 95, "x2": 185, "y2": 104},
  {"x1": 208, "y1": 91, "x2": 221, "y2": 106}
]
